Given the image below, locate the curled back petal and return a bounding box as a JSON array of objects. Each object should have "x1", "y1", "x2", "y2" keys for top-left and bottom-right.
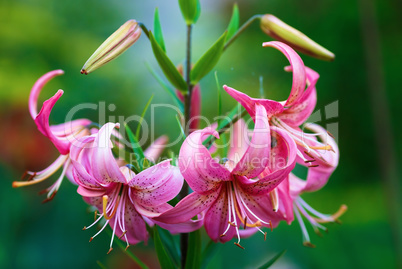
[
  {"x1": 223, "y1": 85, "x2": 283, "y2": 118},
  {"x1": 232, "y1": 104, "x2": 271, "y2": 178},
  {"x1": 262, "y1": 41, "x2": 306, "y2": 107},
  {"x1": 227, "y1": 119, "x2": 249, "y2": 163},
  {"x1": 29, "y1": 69, "x2": 64, "y2": 119},
  {"x1": 34, "y1": 90, "x2": 70, "y2": 155},
  {"x1": 178, "y1": 127, "x2": 231, "y2": 194},
  {"x1": 278, "y1": 66, "x2": 319, "y2": 126},
  {"x1": 144, "y1": 135, "x2": 168, "y2": 162}
]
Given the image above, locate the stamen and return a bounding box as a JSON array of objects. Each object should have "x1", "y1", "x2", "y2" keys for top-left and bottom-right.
[
  {"x1": 303, "y1": 242, "x2": 316, "y2": 248},
  {"x1": 327, "y1": 130, "x2": 335, "y2": 139},
  {"x1": 84, "y1": 213, "x2": 104, "y2": 230},
  {"x1": 125, "y1": 245, "x2": 130, "y2": 251},
  {"x1": 309, "y1": 164, "x2": 319, "y2": 168},
  {"x1": 41, "y1": 192, "x2": 56, "y2": 203},
  {"x1": 90, "y1": 219, "x2": 110, "y2": 242},
  {"x1": 107, "y1": 248, "x2": 113, "y2": 254},
  {"x1": 313, "y1": 205, "x2": 347, "y2": 223},
  {"x1": 304, "y1": 159, "x2": 316, "y2": 163},
  {"x1": 304, "y1": 151, "x2": 314, "y2": 159},
  {"x1": 103, "y1": 195, "x2": 120, "y2": 220},
  {"x1": 234, "y1": 242, "x2": 245, "y2": 249},
  {"x1": 118, "y1": 231, "x2": 127, "y2": 239},
  {"x1": 269, "y1": 189, "x2": 279, "y2": 212},
  {"x1": 94, "y1": 210, "x2": 98, "y2": 221},
  {"x1": 243, "y1": 216, "x2": 248, "y2": 230},
  {"x1": 264, "y1": 232, "x2": 267, "y2": 241},
  {"x1": 309, "y1": 145, "x2": 332, "y2": 151},
  {"x1": 269, "y1": 220, "x2": 273, "y2": 232},
  {"x1": 229, "y1": 221, "x2": 237, "y2": 227},
  {"x1": 89, "y1": 237, "x2": 94, "y2": 242},
  {"x1": 21, "y1": 171, "x2": 28, "y2": 180}
]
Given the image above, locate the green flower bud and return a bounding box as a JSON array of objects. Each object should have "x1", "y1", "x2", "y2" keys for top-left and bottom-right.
[
  {"x1": 81, "y1": 20, "x2": 141, "y2": 74},
  {"x1": 260, "y1": 14, "x2": 335, "y2": 61}
]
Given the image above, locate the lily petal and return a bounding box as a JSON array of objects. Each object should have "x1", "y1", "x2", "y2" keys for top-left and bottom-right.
[
  {"x1": 92, "y1": 123, "x2": 127, "y2": 185},
  {"x1": 154, "y1": 191, "x2": 220, "y2": 224},
  {"x1": 128, "y1": 160, "x2": 183, "y2": 207},
  {"x1": 232, "y1": 104, "x2": 271, "y2": 178},
  {"x1": 223, "y1": 85, "x2": 283, "y2": 118},
  {"x1": 227, "y1": 119, "x2": 249, "y2": 163},
  {"x1": 279, "y1": 66, "x2": 318, "y2": 126},
  {"x1": 29, "y1": 69, "x2": 64, "y2": 119},
  {"x1": 178, "y1": 127, "x2": 231, "y2": 194},
  {"x1": 204, "y1": 184, "x2": 235, "y2": 242},
  {"x1": 262, "y1": 41, "x2": 306, "y2": 107},
  {"x1": 144, "y1": 135, "x2": 168, "y2": 162}
]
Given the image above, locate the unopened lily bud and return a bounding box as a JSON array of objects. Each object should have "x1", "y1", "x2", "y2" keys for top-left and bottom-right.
[
  {"x1": 81, "y1": 20, "x2": 141, "y2": 74},
  {"x1": 260, "y1": 14, "x2": 335, "y2": 61}
]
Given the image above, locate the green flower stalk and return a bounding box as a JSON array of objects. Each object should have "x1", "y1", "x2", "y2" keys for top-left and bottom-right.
[
  {"x1": 81, "y1": 20, "x2": 141, "y2": 74},
  {"x1": 260, "y1": 14, "x2": 335, "y2": 61}
]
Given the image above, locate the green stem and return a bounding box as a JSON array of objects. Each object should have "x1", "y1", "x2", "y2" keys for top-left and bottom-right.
[
  {"x1": 224, "y1": 14, "x2": 262, "y2": 51},
  {"x1": 179, "y1": 23, "x2": 193, "y2": 269},
  {"x1": 139, "y1": 23, "x2": 150, "y2": 39}
]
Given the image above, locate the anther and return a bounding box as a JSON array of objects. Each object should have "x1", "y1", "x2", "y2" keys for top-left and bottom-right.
[
  {"x1": 89, "y1": 237, "x2": 94, "y2": 242},
  {"x1": 118, "y1": 231, "x2": 127, "y2": 239},
  {"x1": 28, "y1": 172, "x2": 37, "y2": 181},
  {"x1": 269, "y1": 220, "x2": 273, "y2": 232},
  {"x1": 107, "y1": 248, "x2": 113, "y2": 254},
  {"x1": 80, "y1": 69, "x2": 88, "y2": 75},
  {"x1": 220, "y1": 234, "x2": 226, "y2": 237},
  {"x1": 42, "y1": 192, "x2": 56, "y2": 204},
  {"x1": 234, "y1": 242, "x2": 245, "y2": 249},
  {"x1": 303, "y1": 242, "x2": 316, "y2": 248},
  {"x1": 264, "y1": 232, "x2": 267, "y2": 241},
  {"x1": 327, "y1": 131, "x2": 335, "y2": 139},
  {"x1": 94, "y1": 210, "x2": 98, "y2": 221},
  {"x1": 21, "y1": 171, "x2": 28, "y2": 180},
  {"x1": 304, "y1": 159, "x2": 316, "y2": 163},
  {"x1": 82, "y1": 226, "x2": 87, "y2": 231},
  {"x1": 309, "y1": 164, "x2": 319, "y2": 168},
  {"x1": 304, "y1": 151, "x2": 314, "y2": 158},
  {"x1": 243, "y1": 216, "x2": 248, "y2": 230},
  {"x1": 229, "y1": 221, "x2": 237, "y2": 227},
  {"x1": 125, "y1": 245, "x2": 130, "y2": 251}
]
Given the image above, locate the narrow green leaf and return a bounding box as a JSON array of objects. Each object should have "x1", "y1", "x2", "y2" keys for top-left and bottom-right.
[
  {"x1": 144, "y1": 61, "x2": 184, "y2": 112},
  {"x1": 124, "y1": 123, "x2": 146, "y2": 171},
  {"x1": 136, "y1": 94, "x2": 154, "y2": 139},
  {"x1": 154, "y1": 8, "x2": 166, "y2": 52},
  {"x1": 154, "y1": 226, "x2": 177, "y2": 269},
  {"x1": 149, "y1": 32, "x2": 188, "y2": 93},
  {"x1": 226, "y1": 3, "x2": 239, "y2": 40},
  {"x1": 158, "y1": 227, "x2": 181, "y2": 266},
  {"x1": 214, "y1": 71, "x2": 222, "y2": 126},
  {"x1": 185, "y1": 230, "x2": 202, "y2": 269},
  {"x1": 257, "y1": 250, "x2": 287, "y2": 269},
  {"x1": 178, "y1": 0, "x2": 201, "y2": 24},
  {"x1": 176, "y1": 114, "x2": 186, "y2": 139},
  {"x1": 191, "y1": 32, "x2": 227, "y2": 84},
  {"x1": 201, "y1": 240, "x2": 221, "y2": 269}
]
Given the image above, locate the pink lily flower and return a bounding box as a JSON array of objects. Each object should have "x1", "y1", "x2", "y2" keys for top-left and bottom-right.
[
  {"x1": 71, "y1": 122, "x2": 200, "y2": 252},
  {"x1": 223, "y1": 41, "x2": 337, "y2": 192},
  {"x1": 155, "y1": 104, "x2": 297, "y2": 248},
  {"x1": 13, "y1": 70, "x2": 92, "y2": 202}
]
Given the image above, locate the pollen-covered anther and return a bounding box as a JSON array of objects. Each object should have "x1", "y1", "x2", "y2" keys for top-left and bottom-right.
[
  {"x1": 107, "y1": 248, "x2": 113, "y2": 254},
  {"x1": 234, "y1": 242, "x2": 245, "y2": 249},
  {"x1": 219, "y1": 234, "x2": 226, "y2": 237},
  {"x1": 303, "y1": 241, "x2": 316, "y2": 248},
  {"x1": 118, "y1": 231, "x2": 127, "y2": 239},
  {"x1": 304, "y1": 151, "x2": 314, "y2": 158},
  {"x1": 304, "y1": 159, "x2": 316, "y2": 163},
  {"x1": 41, "y1": 192, "x2": 56, "y2": 203},
  {"x1": 125, "y1": 245, "x2": 130, "y2": 251},
  {"x1": 313, "y1": 204, "x2": 347, "y2": 224},
  {"x1": 228, "y1": 221, "x2": 237, "y2": 227},
  {"x1": 82, "y1": 226, "x2": 87, "y2": 231},
  {"x1": 264, "y1": 232, "x2": 267, "y2": 241},
  {"x1": 309, "y1": 164, "x2": 319, "y2": 168},
  {"x1": 243, "y1": 216, "x2": 248, "y2": 229},
  {"x1": 269, "y1": 220, "x2": 273, "y2": 232},
  {"x1": 89, "y1": 237, "x2": 94, "y2": 242}
]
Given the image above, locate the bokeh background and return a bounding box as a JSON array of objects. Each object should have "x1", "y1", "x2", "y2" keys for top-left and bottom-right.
[{"x1": 1, "y1": 0, "x2": 401, "y2": 268}]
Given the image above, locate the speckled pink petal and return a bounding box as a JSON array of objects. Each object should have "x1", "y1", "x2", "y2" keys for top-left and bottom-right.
[
  {"x1": 227, "y1": 119, "x2": 249, "y2": 163},
  {"x1": 128, "y1": 160, "x2": 183, "y2": 207},
  {"x1": 154, "y1": 191, "x2": 220, "y2": 224},
  {"x1": 232, "y1": 104, "x2": 270, "y2": 178},
  {"x1": 178, "y1": 127, "x2": 231, "y2": 194},
  {"x1": 204, "y1": 184, "x2": 236, "y2": 242}
]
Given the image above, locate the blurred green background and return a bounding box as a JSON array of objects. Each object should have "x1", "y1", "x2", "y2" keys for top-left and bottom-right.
[{"x1": 1, "y1": 0, "x2": 401, "y2": 268}]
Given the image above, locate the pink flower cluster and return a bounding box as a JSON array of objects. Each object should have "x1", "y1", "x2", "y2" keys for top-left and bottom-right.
[{"x1": 15, "y1": 41, "x2": 345, "y2": 251}]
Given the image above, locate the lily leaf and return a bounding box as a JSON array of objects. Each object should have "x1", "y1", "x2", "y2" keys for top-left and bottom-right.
[
  {"x1": 257, "y1": 250, "x2": 286, "y2": 269},
  {"x1": 149, "y1": 32, "x2": 188, "y2": 93},
  {"x1": 201, "y1": 240, "x2": 221, "y2": 269},
  {"x1": 191, "y1": 31, "x2": 227, "y2": 84},
  {"x1": 154, "y1": 226, "x2": 177, "y2": 269},
  {"x1": 136, "y1": 94, "x2": 154, "y2": 140},
  {"x1": 158, "y1": 227, "x2": 181, "y2": 266},
  {"x1": 154, "y1": 8, "x2": 166, "y2": 52},
  {"x1": 124, "y1": 123, "x2": 146, "y2": 171},
  {"x1": 226, "y1": 3, "x2": 239, "y2": 40},
  {"x1": 178, "y1": 0, "x2": 201, "y2": 25},
  {"x1": 185, "y1": 230, "x2": 201, "y2": 269}
]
